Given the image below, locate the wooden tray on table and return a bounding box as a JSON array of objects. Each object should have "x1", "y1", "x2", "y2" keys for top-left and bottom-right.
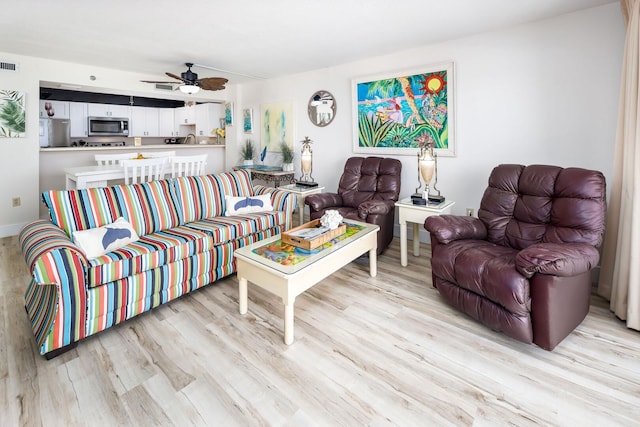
[{"x1": 282, "y1": 219, "x2": 346, "y2": 250}]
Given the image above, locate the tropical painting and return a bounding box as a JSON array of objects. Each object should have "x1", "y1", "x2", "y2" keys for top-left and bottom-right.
[
  {"x1": 224, "y1": 102, "x2": 234, "y2": 126},
  {"x1": 352, "y1": 62, "x2": 454, "y2": 156},
  {"x1": 0, "y1": 90, "x2": 26, "y2": 138},
  {"x1": 242, "y1": 108, "x2": 253, "y2": 133},
  {"x1": 260, "y1": 102, "x2": 293, "y2": 153}
]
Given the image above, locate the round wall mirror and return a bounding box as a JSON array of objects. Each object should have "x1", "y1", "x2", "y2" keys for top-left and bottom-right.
[{"x1": 308, "y1": 90, "x2": 336, "y2": 127}]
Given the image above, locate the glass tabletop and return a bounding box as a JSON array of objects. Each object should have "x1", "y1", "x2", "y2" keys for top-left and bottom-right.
[{"x1": 234, "y1": 220, "x2": 378, "y2": 275}]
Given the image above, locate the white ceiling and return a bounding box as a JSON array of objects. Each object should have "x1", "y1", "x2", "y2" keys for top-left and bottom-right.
[{"x1": 0, "y1": 0, "x2": 618, "y2": 84}]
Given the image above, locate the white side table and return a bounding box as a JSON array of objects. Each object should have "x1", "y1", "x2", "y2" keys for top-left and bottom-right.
[
  {"x1": 395, "y1": 198, "x2": 455, "y2": 267},
  {"x1": 278, "y1": 184, "x2": 325, "y2": 226}
]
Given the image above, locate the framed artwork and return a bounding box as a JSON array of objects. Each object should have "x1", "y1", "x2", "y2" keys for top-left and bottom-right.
[
  {"x1": 352, "y1": 62, "x2": 455, "y2": 156},
  {"x1": 0, "y1": 90, "x2": 26, "y2": 138},
  {"x1": 242, "y1": 108, "x2": 254, "y2": 133},
  {"x1": 224, "y1": 102, "x2": 234, "y2": 126},
  {"x1": 260, "y1": 102, "x2": 294, "y2": 153}
]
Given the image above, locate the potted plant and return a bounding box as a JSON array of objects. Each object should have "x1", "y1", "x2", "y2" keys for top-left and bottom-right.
[
  {"x1": 280, "y1": 141, "x2": 295, "y2": 171},
  {"x1": 241, "y1": 139, "x2": 255, "y2": 165}
]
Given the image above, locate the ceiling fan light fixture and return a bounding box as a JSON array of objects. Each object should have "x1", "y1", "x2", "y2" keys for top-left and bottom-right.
[{"x1": 179, "y1": 83, "x2": 201, "y2": 95}]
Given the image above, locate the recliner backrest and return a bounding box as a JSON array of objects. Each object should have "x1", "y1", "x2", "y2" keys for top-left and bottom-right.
[
  {"x1": 478, "y1": 164, "x2": 606, "y2": 250},
  {"x1": 337, "y1": 157, "x2": 402, "y2": 208}
]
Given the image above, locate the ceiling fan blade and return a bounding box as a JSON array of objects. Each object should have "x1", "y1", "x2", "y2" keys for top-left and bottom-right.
[
  {"x1": 193, "y1": 63, "x2": 266, "y2": 80},
  {"x1": 198, "y1": 77, "x2": 228, "y2": 91},
  {"x1": 166, "y1": 72, "x2": 188, "y2": 83}
]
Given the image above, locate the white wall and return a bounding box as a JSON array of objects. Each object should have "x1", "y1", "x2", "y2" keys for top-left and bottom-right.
[
  {"x1": 0, "y1": 55, "x2": 226, "y2": 237},
  {"x1": 235, "y1": 4, "x2": 624, "y2": 239},
  {"x1": 0, "y1": 3, "x2": 625, "y2": 238}
]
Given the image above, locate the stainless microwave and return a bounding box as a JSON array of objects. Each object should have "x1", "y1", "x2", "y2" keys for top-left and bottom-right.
[{"x1": 88, "y1": 116, "x2": 129, "y2": 136}]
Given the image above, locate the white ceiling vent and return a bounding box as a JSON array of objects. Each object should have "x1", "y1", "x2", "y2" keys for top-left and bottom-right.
[
  {"x1": 0, "y1": 60, "x2": 19, "y2": 72},
  {"x1": 155, "y1": 83, "x2": 174, "y2": 91}
]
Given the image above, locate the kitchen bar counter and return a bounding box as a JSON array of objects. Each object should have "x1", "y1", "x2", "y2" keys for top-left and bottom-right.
[
  {"x1": 40, "y1": 143, "x2": 225, "y2": 152},
  {"x1": 39, "y1": 143, "x2": 227, "y2": 218}
]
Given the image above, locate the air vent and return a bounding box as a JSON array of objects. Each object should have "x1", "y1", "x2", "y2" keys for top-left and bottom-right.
[
  {"x1": 155, "y1": 83, "x2": 174, "y2": 91},
  {"x1": 0, "y1": 61, "x2": 19, "y2": 72}
]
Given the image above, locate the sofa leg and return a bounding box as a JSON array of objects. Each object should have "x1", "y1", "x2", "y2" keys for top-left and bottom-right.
[{"x1": 44, "y1": 342, "x2": 78, "y2": 360}]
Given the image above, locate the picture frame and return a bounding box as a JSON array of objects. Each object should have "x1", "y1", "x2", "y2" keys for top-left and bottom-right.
[
  {"x1": 0, "y1": 90, "x2": 26, "y2": 138},
  {"x1": 260, "y1": 102, "x2": 294, "y2": 153},
  {"x1": 352, "y1": 62, "x2": 455, "y2": 156},
  {"x1": 242, "y1": 108, "x2": 254, "y2": 133},
  {"x1": 224, "y1": 102, "x2": 234, "y2": 126}
]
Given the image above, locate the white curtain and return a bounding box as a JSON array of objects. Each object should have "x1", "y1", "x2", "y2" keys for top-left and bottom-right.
[{"x1": 597, "y1": 0, "x2": 640, "y2": 331}]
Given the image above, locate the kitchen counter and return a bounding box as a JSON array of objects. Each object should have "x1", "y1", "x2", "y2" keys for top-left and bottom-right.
[{"x1": 40, "y1": 144, "x2": 225, "y2": 152}]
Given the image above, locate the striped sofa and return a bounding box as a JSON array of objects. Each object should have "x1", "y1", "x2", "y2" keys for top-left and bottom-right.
[{"x1": 19, "y1": 169, "x2": 296, "y2": 359}]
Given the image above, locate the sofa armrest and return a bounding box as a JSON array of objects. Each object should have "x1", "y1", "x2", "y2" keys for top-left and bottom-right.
[
  {"x1": 515, "y1": 243, "x2": 600, "y2": 278},
  {"x1": 19, "y1": 220, "x2": 88, "y2": 355},
  {"x1": 358, "y1": 199, "x2": 394, "y2": 219},
  {"x1": 253, "y1": 185, "x2": 298, "y2": 229},
  {"x1": 424, "y1": 215, "x2": 487, "y2": 244},
  {"x1": 305, "y1": 193, "x2": 343, "y2": 212}
]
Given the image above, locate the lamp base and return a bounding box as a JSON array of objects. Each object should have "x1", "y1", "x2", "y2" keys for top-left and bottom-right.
[
  {"x1": 295, "y1": 180, "x2": 318, "y2": 188},
  {"x1": 428, "y1": 194, "x2": 445, "y2": 204}
]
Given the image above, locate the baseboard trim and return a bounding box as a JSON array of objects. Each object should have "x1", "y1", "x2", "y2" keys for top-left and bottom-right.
[{"x1": 0, "y1": 222, "x2": 27, "y2": 238}]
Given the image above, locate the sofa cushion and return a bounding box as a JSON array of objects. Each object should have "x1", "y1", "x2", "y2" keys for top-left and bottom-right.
[
  {"x1": 42, "y1": 180, "x2": 180, "y2": 238},
  {"x1": 72, "y1": 217, "x2": 139, "y2": 259},
  {"x1": 172, "y1": 169, "x2": 254, "y2": 223},
  {"x1": 86, "y1": 225, "x2": 212, "y2": 287},
  {"x1": 186, "y1": 211, "x2": 286, "y2": 244}
]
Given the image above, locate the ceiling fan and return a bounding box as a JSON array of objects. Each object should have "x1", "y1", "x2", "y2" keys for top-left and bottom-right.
[{"x1": 141, "y1": 63, "x2": 228, "y2": 94}]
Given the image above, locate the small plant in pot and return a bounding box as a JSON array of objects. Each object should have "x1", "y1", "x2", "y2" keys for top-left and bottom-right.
[
  {"x1": 241, "y1": 139, "x2": 255, "y2": 165},
  {"x1": 280, "y1": 141, "x2": 295, "y2": 171}
]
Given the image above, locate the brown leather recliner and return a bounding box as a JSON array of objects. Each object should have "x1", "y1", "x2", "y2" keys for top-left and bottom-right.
[
  {"x1": 424, "y1": 164, "x2": 606, "y2": 350},
  {"x1": 305, "y1": 157, "x2": 401, "y2": 255}
]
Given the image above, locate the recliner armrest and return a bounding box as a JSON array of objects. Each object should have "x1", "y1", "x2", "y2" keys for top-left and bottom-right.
[
  {"x1": 515, "y1": 243, "x2": 600, "y2": 278},
  {"x1": 358, "y1": 199, "x2": 394, "y2": 219},
  {"x1": 424, "y1": 215, "x2": 487, "y2": 244},
  {"x1": 305, "y1": 193, "x2": 343, "y2": 212}
]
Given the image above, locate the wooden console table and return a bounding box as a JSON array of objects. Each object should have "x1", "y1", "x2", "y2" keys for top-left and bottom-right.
[{"x1": 234, "y1": 165, "x2": 295, "y2": 187}]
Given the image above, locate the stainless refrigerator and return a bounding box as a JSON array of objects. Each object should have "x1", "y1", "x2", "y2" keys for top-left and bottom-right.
[{"x1": 39, "y1": 118, "x2": 70, "y2": 147}]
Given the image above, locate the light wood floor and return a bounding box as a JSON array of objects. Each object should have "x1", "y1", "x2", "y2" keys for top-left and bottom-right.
[{"x1": 1, "y1": 235, "x2": 639, "y2": 427}]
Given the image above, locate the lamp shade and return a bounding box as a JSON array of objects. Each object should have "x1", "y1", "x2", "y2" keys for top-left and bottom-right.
[{"x1": 179, "y1": 84, "x2": 201, "y2": 95}]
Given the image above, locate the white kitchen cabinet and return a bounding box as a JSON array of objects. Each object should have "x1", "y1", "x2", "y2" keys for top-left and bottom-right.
[
  {"x1": 130, "y1": 106, "x2": 160, "y2": 137},
  {"x1": 87, "y1": 103, "x2": 130, "y2": 118},
  {"x1": 174, "y1": 106, "x2": 196, "y2": 125},
  {"x1": 158, "y1": 108, "x2": 177, "y2": 137},
  {"x1": 39, "y1": 100, "x2": 69, "y2": 119},
  {"x1": 195, "y1": 103, "x2": 223, "y2": 137},
  {"x1": 69, "y1": 102, "x2": 88, "y2": 137}
]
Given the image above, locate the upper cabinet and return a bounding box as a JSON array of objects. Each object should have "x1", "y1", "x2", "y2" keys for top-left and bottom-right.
[
  {"x1": 174, "y1": 106, "x2": 196, "y2": 126},
  {"x1": 87, "y1": 103, "x2": 130, "y2": 118},
  {"x1": 69, "y1": 102, "x2": 88, "y2": 137},
  {"x1": 195, "y1": 103, "x2": 223, "y2": 138},
  {"x1": 158, "y1": 109, "x2": 177, "y2": 137},
  {"x1": 130, "y1": 106, "x2": 160, "y2": 137},
  {"x1": 39, "y1": 100, "x2": 69, "y2": 119}
]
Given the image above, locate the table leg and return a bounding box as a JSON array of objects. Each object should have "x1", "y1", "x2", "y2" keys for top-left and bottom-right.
[
  {"x1": 412, "y1": 222, "x2": 421, "y2": 257},
  {"x1": 369, "y1": 247, "x2": 377, "y2": 277},
  {"x1": 298, "y1": 196, "x2": 305, "y2": 226},
  {"x1": 284, "y1": 300, "x2": 294, "y2": 345},
  {"x1": 399, "y1": 220, "x2": 408, "y2": 267},
  {"x1": 239, "y1": 277, "x2": 248, "y2": 314}
]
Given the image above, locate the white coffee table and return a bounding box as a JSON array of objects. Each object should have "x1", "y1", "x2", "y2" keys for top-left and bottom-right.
[
  {"x1": 234, "y1": 220, "x2": 378, "y2": 345},
  {"x1": 278, "y1": 183, "x2": 325, "y2": 226},
  {"x1": 395, "y1": 198, "x2": 455, "y2": 266}
]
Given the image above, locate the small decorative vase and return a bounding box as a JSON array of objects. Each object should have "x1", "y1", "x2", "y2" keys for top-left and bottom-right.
[{"x1": 243, "y1": 159, "x2": 253, "y2": 166}]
